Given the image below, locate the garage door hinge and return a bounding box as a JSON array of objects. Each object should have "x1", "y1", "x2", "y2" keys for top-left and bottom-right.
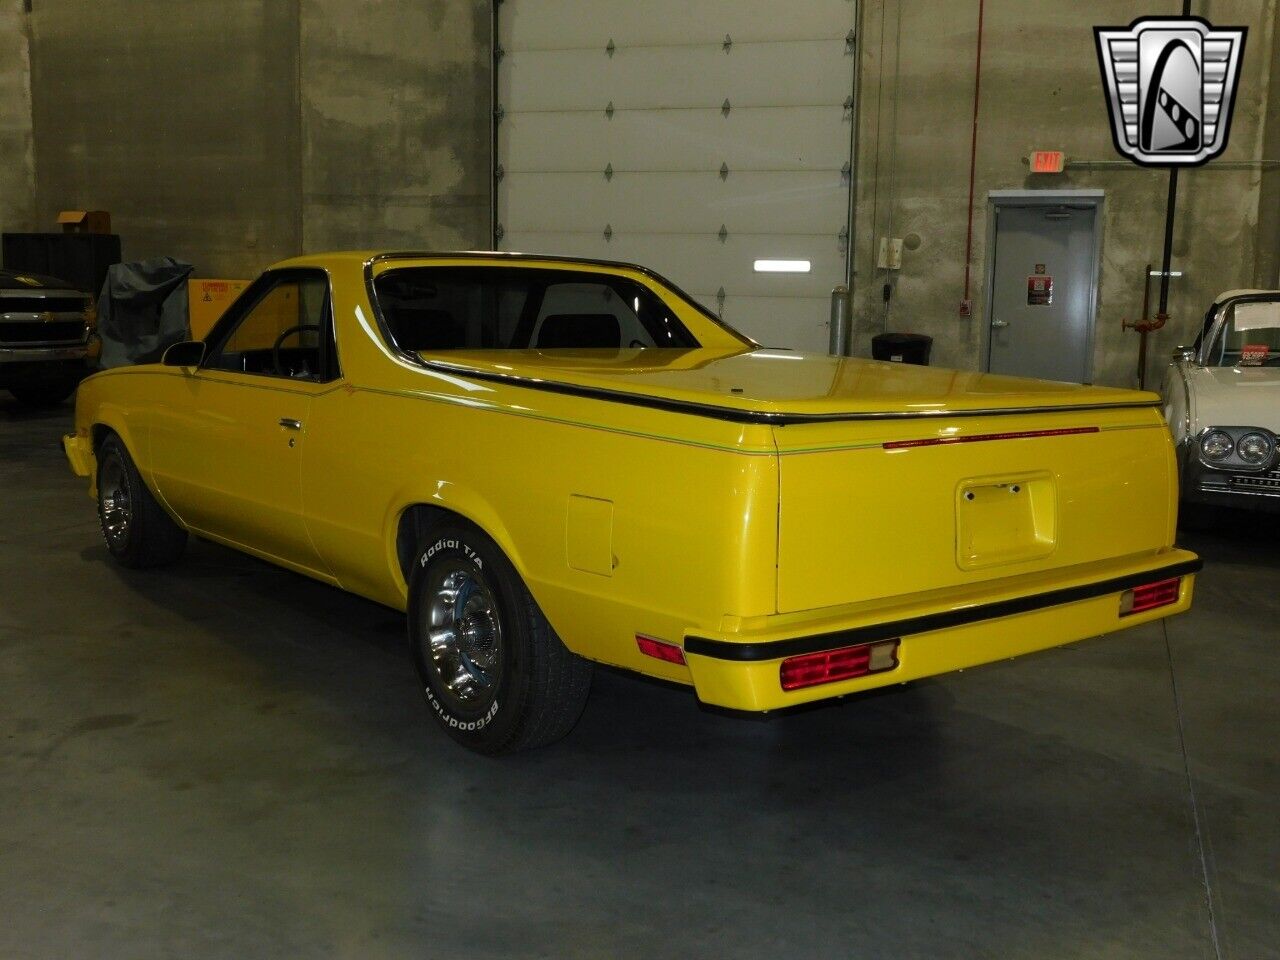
[
  {"x1": 494, "y1": 104, "x2": 505, "y2": 122},
  {"x1": 495, "y1": 163, "x2": 505, "y2": 182},
  {"x1": 718, "y1": 224, "x2": 728, "y2": 242},
  {"x1": 605, "y1": 101, "x2": 615, "y2": 120},
  {"x1": 845, "y1": 29, "x2": 856, "y2": 51},
  {"x1": 838, "y1": 225, "x2": 850, "y2": 253},
  {"x1": 841, "y1": 161, "x2": 852, "y2": 181},
  {"x1": 495, "y1": 223, "x2": 505, "y2": 242},
  {"x1": 495, "y1": 43, "x2": 505, "y2": 62},
  {"x1": 723, "y1": 34, "x2": 733, "y2": 53},
  {"x1": 604, "y1": 163, "x2": 614, "y2": 181},
  {"x1": 719, "y1": 162, "x2": 730, "y2": 180},
  {"x1": 843, "y1": 95, "x2": 854, "y2": 113},
  {"x1": 603, "y1": 223, "x2": 613, "y2": 242},
  {"x1": 721, "y1": 98, "x2": 732, "y2": 117},
  {"x1": 606, "y1": 38, "x2": 616, "y2": 57},
  {"x1": 716, "y1": 287, "x2": 727, "y2": 315}
]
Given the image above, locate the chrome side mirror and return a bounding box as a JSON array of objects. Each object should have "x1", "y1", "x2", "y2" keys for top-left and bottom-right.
[
  {"x1": 1173, "y1": 346, "x2": 1197, "y2": 363},
  {"x1": 162, "y1": 340, "x2": 206, "y2": 367}
]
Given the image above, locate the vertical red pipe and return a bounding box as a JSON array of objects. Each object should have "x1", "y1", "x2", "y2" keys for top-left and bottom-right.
[{"x1": 961, "y1": 0, "x2": 986, "y2": 309}]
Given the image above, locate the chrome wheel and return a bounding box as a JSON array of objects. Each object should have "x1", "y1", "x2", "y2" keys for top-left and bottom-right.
[
  {"x1": 423, "y1": 562, "x2": 504, "y2": 709},
  {"x1": 99, "y1": 455, "x2": 132, "y2": 551}
]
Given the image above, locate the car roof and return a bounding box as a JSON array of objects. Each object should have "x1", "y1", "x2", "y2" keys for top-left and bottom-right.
[{"x1": 267, "y1": 250, "x2": 654, "y2": 273}]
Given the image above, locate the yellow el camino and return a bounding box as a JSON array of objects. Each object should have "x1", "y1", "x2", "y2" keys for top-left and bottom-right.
[{"x1": 64, "y1": 251, "x2": 1201, "y2": 753}]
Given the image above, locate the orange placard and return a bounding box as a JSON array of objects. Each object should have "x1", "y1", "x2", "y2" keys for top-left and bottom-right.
[{"x1": 1031, "y1": 150, "x2": 1065, "y2": 174}]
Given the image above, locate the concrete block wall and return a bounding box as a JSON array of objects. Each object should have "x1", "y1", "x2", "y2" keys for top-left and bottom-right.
[
  {"x1": 0, "y1": 0, "x2": 34, "y2": 239},
  {"x1": 853, "y1": 0, "x2": 1280, "y2": 389},
  {"x1": 7, "y1": 0, "x2": 490, "y2": 281}
]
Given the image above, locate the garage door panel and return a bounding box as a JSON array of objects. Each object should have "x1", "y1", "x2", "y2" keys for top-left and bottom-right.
[
  {"x1": 714, "y1": 296, "x2": 831, "y2": 353},
  {"x1": 502, "y1": 172, "x2": 848, "y2": 235},
  {"x1": 501, "y1": 41, "x2": 852, "y2": 112},
  {"x1": 502, "y1": 107, "x2": 849, "y2": 172},
  {"x1": 502, "y1": 232, "x2": 845, "y2": 300},
  {"x1": 503, "y1": 0, "x2": 854, "y2": 49}
]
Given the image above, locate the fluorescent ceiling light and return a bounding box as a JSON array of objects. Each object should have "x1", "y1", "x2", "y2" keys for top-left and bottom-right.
[{"x1": 754, "y1": 259, "x2": 811, "y2": 273}]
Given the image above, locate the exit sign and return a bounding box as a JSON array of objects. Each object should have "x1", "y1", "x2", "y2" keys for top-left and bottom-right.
[{"x1": 1031, "y1": 150, "x2": 1065, "y2": 173}]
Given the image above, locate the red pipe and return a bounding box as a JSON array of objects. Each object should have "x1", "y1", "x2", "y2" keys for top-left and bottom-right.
[{"x1": 961, "y1": 0, "x2": 986, "y2": 310}]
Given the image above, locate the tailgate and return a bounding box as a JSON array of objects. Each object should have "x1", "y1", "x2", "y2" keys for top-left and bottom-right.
[{"x1": 773, "y1": 407, "x2": 1176, "y2": 613}]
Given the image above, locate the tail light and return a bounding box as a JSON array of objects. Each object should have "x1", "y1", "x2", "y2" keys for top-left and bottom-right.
[
  {"x1": 1119, "y1": 577, "x2": 1181, "y2": 616},
  {"x1": 636, "y1": 634, "x2": 686, "y2": 665},
  {"x1": 780, "y1": 639, "x2": 899, "y2": 691}
]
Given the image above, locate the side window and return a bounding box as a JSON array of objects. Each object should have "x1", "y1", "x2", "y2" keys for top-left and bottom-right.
[{"x1": 204, "y1": 272, "x2": 337, "y2": 380}]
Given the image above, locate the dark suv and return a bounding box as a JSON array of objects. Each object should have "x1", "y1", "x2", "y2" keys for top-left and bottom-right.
[{"x1": 0, "y1": 269, "x2": 96, "y2": 406}]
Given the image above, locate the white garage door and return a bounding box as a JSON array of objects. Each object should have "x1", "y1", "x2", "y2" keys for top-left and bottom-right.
[{"x1": 495, "y1": 0, "x2": 857, "y2": 352}]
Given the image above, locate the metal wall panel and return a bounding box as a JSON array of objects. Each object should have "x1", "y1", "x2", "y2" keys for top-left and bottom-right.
[{"x1": 497, "y1": 1, "x2": 856, "y2": 352}]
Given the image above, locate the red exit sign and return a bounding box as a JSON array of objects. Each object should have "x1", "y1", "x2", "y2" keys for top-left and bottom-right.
[{"x1": 1031, "y1": 150, "x2": 1065, "y2": 173}]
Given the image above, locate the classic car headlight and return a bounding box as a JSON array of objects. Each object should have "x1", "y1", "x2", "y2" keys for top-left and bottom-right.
[
  {"x1": 1200, "y1": 430, "x2": 1234, "y2": 461},
  {"x1": 1236, "y1": 432, "x2": 1273, "y2": 465}
]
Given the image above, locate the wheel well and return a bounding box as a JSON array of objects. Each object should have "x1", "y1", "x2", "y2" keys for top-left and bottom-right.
[
  {"x1": 90, "y1": 424, "x2": 114, "y2": 452},
  {"x1": 395, "y1": 504, "x2": 454, "y2": 583}
]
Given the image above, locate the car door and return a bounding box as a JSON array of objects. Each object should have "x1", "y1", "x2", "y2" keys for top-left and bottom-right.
[{"x1": 149, "y1": 269, "x2": 339, "y2": 578}]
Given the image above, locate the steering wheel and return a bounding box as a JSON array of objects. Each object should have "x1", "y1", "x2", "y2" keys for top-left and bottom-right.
[{"x1": 272, "y1": 323, "x2": 321, "y2": 377}]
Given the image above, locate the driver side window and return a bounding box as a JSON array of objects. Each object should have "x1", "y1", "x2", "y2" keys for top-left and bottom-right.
[{"x1": 204, "y1": 271, "x2": 337, "y2": 381}]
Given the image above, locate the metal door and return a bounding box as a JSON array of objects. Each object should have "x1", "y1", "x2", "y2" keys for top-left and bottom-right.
[
  {"x1": 986, "y1": 203, "x2": 1100, "y2": 383},
  {"x1": 495, "y1": 0, "x2": 857, "y2": 352}
]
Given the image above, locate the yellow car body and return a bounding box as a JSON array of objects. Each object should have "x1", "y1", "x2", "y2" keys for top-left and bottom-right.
[{"x1": 65, "y1": 251, "x2": 1199, "y2": 721}]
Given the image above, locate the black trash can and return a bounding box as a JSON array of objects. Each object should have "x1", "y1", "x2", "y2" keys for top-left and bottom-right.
[{"x1": 871, "y1": 332, "x2": 932, "y2": 365}]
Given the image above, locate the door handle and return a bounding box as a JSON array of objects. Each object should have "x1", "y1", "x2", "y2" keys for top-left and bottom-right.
[
  {"x1": 278, "y1": 418, "x2": 303, "y2": 430},
  {"x1": 991, "y1": 319, "x2": 1009, "y2": 329}
]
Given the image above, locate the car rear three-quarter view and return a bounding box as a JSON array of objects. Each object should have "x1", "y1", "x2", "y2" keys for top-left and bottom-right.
[{"x1": 64, "y1": 251, "x2": 1200, "y2": 754}]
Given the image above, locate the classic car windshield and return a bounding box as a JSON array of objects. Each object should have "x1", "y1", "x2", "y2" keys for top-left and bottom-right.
[
  {"x1": 1207, "y1": 299, "x2": 1280, "y2": 366},
  {"x1": 373, "y1": 267, "x2": 700, "y2": 352}
]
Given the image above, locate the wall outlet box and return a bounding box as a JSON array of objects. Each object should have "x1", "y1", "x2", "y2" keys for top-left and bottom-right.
[
  {"x1": 877, "y1": 237, "x2": 904, "y2": 270},
  {"x1": 959, "y1": 299, "x2": 973, "y2": 318}
]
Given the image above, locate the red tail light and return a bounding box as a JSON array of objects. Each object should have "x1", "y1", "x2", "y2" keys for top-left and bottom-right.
[
  {"x1": 636, "y1": 634, "x2": 686, "y2": 665},
  {"x1": 780, "y1": 639, "x2": 899, "y2": 691},
  {"x1": 1119, "y1": 577, "x2": 1181, "y2": 616}
]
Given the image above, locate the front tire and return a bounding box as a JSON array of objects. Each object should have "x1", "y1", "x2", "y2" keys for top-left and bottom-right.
[
  {"x1": 96, "y1": 434, "x2": 188, "y2": 568},
  {"x1": 408, "y1": 522, "x2": 592, "y2": 754}
]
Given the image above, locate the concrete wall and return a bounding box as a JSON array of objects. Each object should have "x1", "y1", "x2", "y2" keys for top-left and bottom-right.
[
  {"x1": 28, "y1": 0, "x2": 302, "y2": 279},
  {"x1": 19, "y1": 0, "x2": 491, "y2": 281},
  {"x1": 300, "y1": 0, "x2": 491, "y2": 253},
  {"x1": 853, "y1": 0, "x2": 1280, "y2": 389},
  {"x1": 0, "y1": 0, "x2": 35, "y2": 237}
]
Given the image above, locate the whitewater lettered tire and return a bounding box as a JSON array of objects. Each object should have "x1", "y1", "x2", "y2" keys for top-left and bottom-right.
[
  {"x1": 96, "y1": 433, "x2": 188, "y2": 568},
  {"x1": 407, "y1": 522, "x2": 592, "y2": 754}
]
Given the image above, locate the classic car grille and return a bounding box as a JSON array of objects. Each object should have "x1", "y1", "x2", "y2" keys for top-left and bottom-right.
[
  {"x1": 1230, "y1": 466, "x2": 1280, "y2": 492},
  {"x1": 0, "y1": 320, "x2": 86, "y2": 344},
  {"x1": 0, "y1": 296, "x2": 89, "y2": 315}
]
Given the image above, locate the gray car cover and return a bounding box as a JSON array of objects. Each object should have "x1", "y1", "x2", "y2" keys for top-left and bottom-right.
[{"x1": 96, "y1": 257, "x2": 194, "y2": 368}]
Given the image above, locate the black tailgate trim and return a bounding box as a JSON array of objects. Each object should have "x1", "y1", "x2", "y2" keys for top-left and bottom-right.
[{"x1": 684, "y1": 558, "x2": 1204, "y2": 662}]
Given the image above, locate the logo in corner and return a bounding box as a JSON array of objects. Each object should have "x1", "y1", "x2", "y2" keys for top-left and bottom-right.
[{"x1": 1094, "y1": 16, "x2": 1246, "y2": 167}]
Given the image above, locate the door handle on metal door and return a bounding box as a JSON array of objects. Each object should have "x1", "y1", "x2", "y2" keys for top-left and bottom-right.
[
  {"x1": 278, "y1": 418, "x2": 303, "y2": 430},
  {"x1": 991, "y1": 319, "x2": 1009, "y2": 329}
]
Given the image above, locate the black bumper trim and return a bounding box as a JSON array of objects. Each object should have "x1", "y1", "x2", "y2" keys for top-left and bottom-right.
[{"x1": 684, "y1": 558, "x2": 1204, "y2": 662}]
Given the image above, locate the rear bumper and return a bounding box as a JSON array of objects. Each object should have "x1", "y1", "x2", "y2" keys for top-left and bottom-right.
[
  {"x1": 683, "y1": 551, "x2": 1201, "y2": 711},
  {"x1": 0, "y1": 344, "x2": 88, "y2": 364}
]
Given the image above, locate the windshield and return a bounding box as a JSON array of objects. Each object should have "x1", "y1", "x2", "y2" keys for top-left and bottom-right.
[{"x1": 1206, "y1": 299, "x2": 1280, "y2": 367}]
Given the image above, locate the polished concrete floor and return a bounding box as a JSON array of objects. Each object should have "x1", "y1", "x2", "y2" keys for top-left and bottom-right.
[{"x1": 2, "y1": 397, "x2": 1277, "y2": 960}]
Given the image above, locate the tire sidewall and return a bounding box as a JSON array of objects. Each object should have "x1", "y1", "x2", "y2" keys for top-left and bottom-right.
[
  {"x1": 96, "y1": 437, "x2": 138, "y2": 563},
  {"x1": 408, "y1": 526, "x2": 530, "y2": 750}
]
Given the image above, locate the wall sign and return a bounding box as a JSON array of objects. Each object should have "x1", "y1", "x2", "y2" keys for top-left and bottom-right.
[{"x1": 1027, "y1": 275, "x2": 1054, "y2": 306}]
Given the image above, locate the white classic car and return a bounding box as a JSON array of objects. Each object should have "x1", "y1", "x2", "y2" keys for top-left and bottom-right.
[{"x1": 1162, "y1": 289, "x2": 1280, "y2": 513}]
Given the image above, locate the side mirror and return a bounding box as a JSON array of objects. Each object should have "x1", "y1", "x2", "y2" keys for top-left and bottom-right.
[
  {"x1": 162, "y1": 340, "x2": 205, "y2": 367},
  {"x1": 1173, "y1": 346, "x2": 1197, "y2": 363}
]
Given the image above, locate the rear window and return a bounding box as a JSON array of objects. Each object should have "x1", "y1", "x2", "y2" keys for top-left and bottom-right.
[{"x1": 371, "y1": 267, "x2": 699, "y2": 352}]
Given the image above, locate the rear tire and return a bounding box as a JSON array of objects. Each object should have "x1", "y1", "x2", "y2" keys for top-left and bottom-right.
[
  {"x1": 96, "y1": 434, "x2": 188, "y2": 568},
  {"x1": 407, "y1": 521, "x2": 592, "y2": 754}
]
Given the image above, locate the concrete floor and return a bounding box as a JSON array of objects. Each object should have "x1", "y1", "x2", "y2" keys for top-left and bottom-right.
[{"x1": 2, "y1": 397, "x2": 1277, "y2": 960}]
